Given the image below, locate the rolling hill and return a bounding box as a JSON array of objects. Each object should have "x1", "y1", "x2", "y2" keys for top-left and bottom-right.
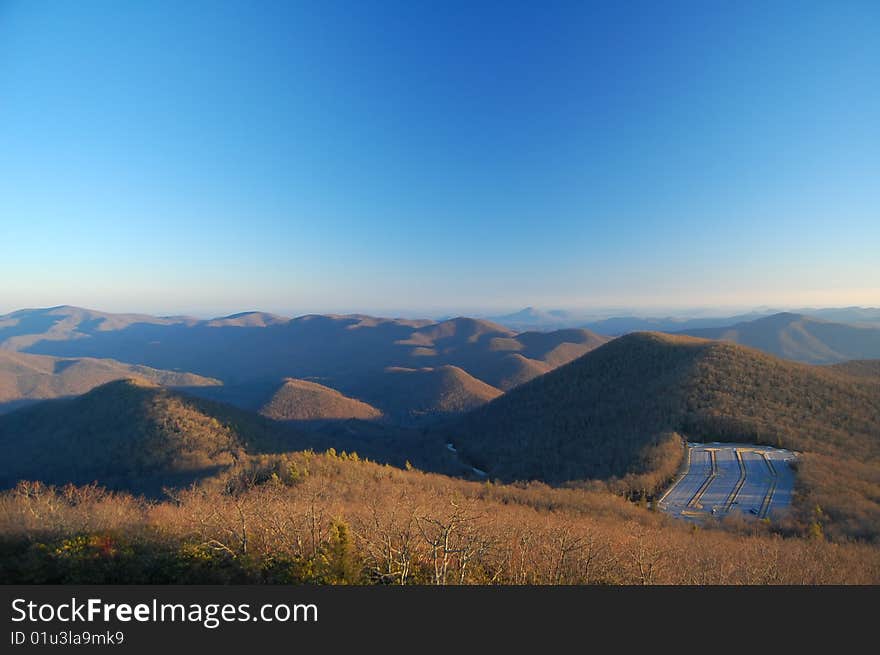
[
  {"x1": 0, "y1": 377, "x2": 392, "y2": 493},
  {"x1": 679, "y1": 312, "x2": 880, "y2": 364},
  {"x1": 449, "y1": 332, "x2": 880, "y2": 487},
  {"x1": 356, "y1": 365, "x2": 503, "y2": 424},
  {"x1": 0, "y1": 379, "x2": 249, "y2": 492},
  {"x1": 0, "y1": 349, "x2": 220, "y2": 413},
  {"x1": 395, "y1": 321, "x2": 608, "y2": 391},
  {"x1": 0, "y1": 377, "x2": 468, "y2": 494},
  {"x1": 258, "y1": 378, "x2": 382, "y2": 421},
  {"x1": 0, "y1": 307, "x2": 609, "y2": 418}
]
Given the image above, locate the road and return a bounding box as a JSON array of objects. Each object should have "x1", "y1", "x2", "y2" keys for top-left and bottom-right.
[{"x1": 657, "y1": 442, "x2": 797, "y2": 521}]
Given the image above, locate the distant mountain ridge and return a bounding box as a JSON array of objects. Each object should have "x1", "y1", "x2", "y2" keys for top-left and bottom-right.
[
  {"x1": 5, "y1": 305, "x2": 877, "y2": 428},
  {"x1": 487, "y1": 307, "x2": 774, "y2": 333},
  {"x1": 678, "y1": 312, "x2": 880, "y2": 364},
  {"x1": 487, "y1": 307, "x2": 576, "y2": 331},
  {"x1": 0, "y1": 306, "x2": 608, "y2": 411},
  {"x1": 487, "y1": 306, "x2": 880, "y2": 334},
  {"x1": 0, "y1": 305, "x2": 200, "y2": 351},
  {"x1": 205, "y1": 312, "x2": 290, "y2": 328},
  {"x1": 580, "y1": 312, "x2": 772, "y2": 336}
]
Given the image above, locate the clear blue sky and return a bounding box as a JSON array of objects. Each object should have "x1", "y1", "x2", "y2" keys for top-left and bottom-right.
[{"x1": 1, "y1": 1, "x2": 878, "y2": 317}]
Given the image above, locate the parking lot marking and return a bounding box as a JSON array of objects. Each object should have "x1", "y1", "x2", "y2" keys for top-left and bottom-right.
[
  {"x1": 723, "y1": 449, "x2": 747, "y2": 511},
  {"x1": 758, "y1": 454, "x2": 778, "y2": 519},
  {"x1": 687, "y1": 449, "x2": 717, "y2": 509}
]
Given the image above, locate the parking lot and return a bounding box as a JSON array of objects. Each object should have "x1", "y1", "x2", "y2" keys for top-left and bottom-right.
[{"x1": 657, "y1": 442, "x2": 797, "y2": 520}]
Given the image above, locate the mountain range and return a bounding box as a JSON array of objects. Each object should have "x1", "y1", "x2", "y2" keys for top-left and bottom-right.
[
  {"x1": 2, "y1": 323, "x2": 877, "y2": 537},
  {"x1": 677, "y1": 312, "x2": 880, "y2": 364},
  {"x1": 1, "y1": 306, "x2": 879, "y2": 423},
  {"x1": 487, "y1": 306, "x2": 880, "y2": 334},
  {"x1": 0, "y1": 306, "x2": 609, "y2": 421},
  {"x1": 0, "y1": 304, "x2": 878, "y2": 542}
]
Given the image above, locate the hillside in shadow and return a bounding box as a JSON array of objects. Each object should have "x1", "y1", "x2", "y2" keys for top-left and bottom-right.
[{"x1": 0, "y1": 379, "x2": 465, "y2": 496}]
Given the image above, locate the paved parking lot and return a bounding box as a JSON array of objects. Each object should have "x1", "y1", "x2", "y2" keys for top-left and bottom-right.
[{"x1": 657, "y1": 442, "x2": 797, "y2": 520}]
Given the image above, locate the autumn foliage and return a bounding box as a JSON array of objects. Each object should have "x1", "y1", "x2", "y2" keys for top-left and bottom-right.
[{"x1": 2, "y1": 452, "x2": 878, "y2": 585}]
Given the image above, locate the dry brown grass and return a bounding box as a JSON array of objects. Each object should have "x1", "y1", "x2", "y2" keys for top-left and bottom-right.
[{"x1": 1, "y1": 452, "x2": 877, "y2": 584}]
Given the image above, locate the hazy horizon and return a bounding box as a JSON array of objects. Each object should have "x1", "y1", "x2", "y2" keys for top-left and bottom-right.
[
  {"x1": 1, "y1": 301, "x2": 878, "y2": 323},
  {"x1": 2, "y1": 2, "x2": 878, "y2": 315}
]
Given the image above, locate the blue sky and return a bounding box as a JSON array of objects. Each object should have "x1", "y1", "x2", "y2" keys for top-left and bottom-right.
[{"x1": 1, "y1": 1, "x2": 878, "y2": 317}]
